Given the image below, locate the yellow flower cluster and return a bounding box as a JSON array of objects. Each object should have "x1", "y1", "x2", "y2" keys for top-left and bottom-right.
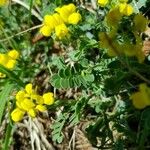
[
  {"x1": 11, "y1": 83, "x2": 54, "y2": 122},
  {"x1": 130, "y1": 84, "x2": 150, "y2": 109},
  {"x1": 40, "y1": 3, "x2": 81, "y2": 39},
  {"x1": 0, "y1": 0, "x2": 7, "y2": 6},
  {"x1": 0, "y1": 50, "x2": 19, "y2": 78}
]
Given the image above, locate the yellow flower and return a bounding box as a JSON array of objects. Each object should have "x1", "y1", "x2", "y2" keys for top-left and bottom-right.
[
  {"x1": 98, "y1": 0, "x2": 109, "y2": 7},
  {"x1": 43, "y1": 92, "x2": 54, "y2": 105},
  {"x1": 7, "y1": 50, "x2": 19, "y2": 60},
  {"x1": 0, "y1": 53, "x2": 8, "y2": 66},
  {"x1": 11, "y1": 108, "x2": 25, "y2": 122},
  {"x1": 119, "y1": 3, "x2": 133, "y2": 16},
  {"x1": 5, "y1": 59, "x2": 16, "y2": 69},
  {"x1": 55, "y1": 23, "x2": 69, "y2": 39},
  {"x1": 0, "y1": 0, "x2": 7, "y2": 6},
  {"x1": 68, "y1": 12, "x2": 82, "y2": 25},
  {"x1": 40, "y1": 25, "x2": 52, "y2": 37},
  {"x1": 11, "y1": 83, "x2": 55, "y2": 122},
  {"x1": 0, "y1": 50, "x2": 19, "y2": 72},
  {"x1": 55, "y1": 3, "x2": 76, "y2": 23},
  {"x1": 130, "y1": 84, "x2": 150, "y2": 109}
]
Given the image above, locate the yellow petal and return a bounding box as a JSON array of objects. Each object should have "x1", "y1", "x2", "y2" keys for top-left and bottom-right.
[
  {"x1": 11, "y1": 108, "x2": 25, "y2": 122},
  {"x1": 5, "y1": 59, "x2": 16, "y2": 69},
  {"x1": 130, "y1": 92, "x2": 147, "y2": 109},
  {"x1": 25, "y1": 83, "x2": 33, "y2": 94},
  {"x1": 40, "y1": 25, "x2": 52, "y2": 37},
  {"x1": 0, "y1": 53, "x2": 9, "y2": 66},
  {"x1": 52, "y1": 13, "x2": 64, "y2": 26},
  {"x1": 43, "y1": 92, "x2": 54, "y2": 105},
  {"x1": 55, "y1": 23, "x2": 69, "y2": 39},
  {"x1": 20, "y1": 98, "x2": 35, "y2": 111},
  {"x1": 119, "y1": 3, "x2": 133, "y2": 16},
  {"x1": 130, "y1": 84, "x2": 150, "y2": 109},
  {"x1": 68, "y1": 12, "x2": 81, "y2": 25},
  {"x1": 44, "y1": 15, "x2": 56, "y2": 29},
  {"x1": 28, "y1": 109, "x2": 36, "y2": 118},
  {"x1": 98, "y1": 0, "x2": 108, "y2": 7},
  {"x1": 32, "y1": 94, "x2": 44, "y2": 104},
  {"x1": 7, "y1": 50, "x2": 19, "y2": 60},
  {"x1": 36, "y1": 105, "x2": 47, "y2": 112},
  {"x1": 16, "y1": 90, "x2": 26, "y2": 101},
  {"x1": 66, "y1": 3, "x2": 76, "y2": 13}
]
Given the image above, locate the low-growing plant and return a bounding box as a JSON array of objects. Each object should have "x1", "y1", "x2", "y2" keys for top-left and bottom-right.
[{"x1": 0, "y1": 0, "x2": 150, "y2": 149}]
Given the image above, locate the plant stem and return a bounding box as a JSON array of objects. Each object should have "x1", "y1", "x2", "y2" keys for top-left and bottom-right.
[{"x1": 0, "y1": 24, "x2": 43, "y2": 43}]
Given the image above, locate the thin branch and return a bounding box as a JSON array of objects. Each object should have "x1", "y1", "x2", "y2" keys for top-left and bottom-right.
[{"x1": 0, "y1": 24, "x2": 43, "y2": 42}]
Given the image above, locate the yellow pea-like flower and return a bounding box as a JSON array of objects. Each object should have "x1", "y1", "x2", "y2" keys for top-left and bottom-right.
[
  {"x1": 98, "y1": 0, "x2": 109, "y2": 7},
  {"x1": 43, "y1": 92, "x2": 54, "y2": 105},
  {"x1": 0, "y1": 50, "x2": 19, "y2": 73},
  {"x1": 130, "y1": 84, "x2": 150, "y2": 109},
  {"x1": 119, "y1": 3, "x2": 133, "y2": 16},
  {"x1": 11, "y1": 108, "x2": 25, "y2": 122},
  {"x1": 0, "y1": 53, "x2": 8, "y2": 66},
  {"x1": 55, "y1": 3, "x2": 76, "y2": 23},
  {"x1": 5, "y1": 59, "x2": 16, "y2": 69},
  {"x1": 68, "y1": 12, "x2": 82, "y2": 25},
  {"x1": 40, "y1": 25, "x2": 52, "y2": 37},
  {"x1": 7, "y1": 49, "x2": 19, "y2": 60},
  {"x1": 55, "y1": 23, "x2": 69, "y2": 39}
]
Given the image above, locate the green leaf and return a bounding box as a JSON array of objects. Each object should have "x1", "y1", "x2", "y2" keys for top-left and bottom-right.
[
  {"x1": 2, "y1": 122, "x2": 13, "y2": 150},
  {"x1": 58, "y1": 69, "x2": 65, "y2": 78},
  {"x1": 0, "y1": 82, "x2": 14, "y2": 125},
  {"x1": 64, "y1": 67, "x2": 72, "y2": 77},
  {"x1": 84, "y1": 74, "x2": 95, "y2": 82},
  {"x1": 60, "y1": 78, "x2": 70, "y2": 89},
  {"x1": 51, "y1": 74, "x2": 61, "y2": 89}
]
